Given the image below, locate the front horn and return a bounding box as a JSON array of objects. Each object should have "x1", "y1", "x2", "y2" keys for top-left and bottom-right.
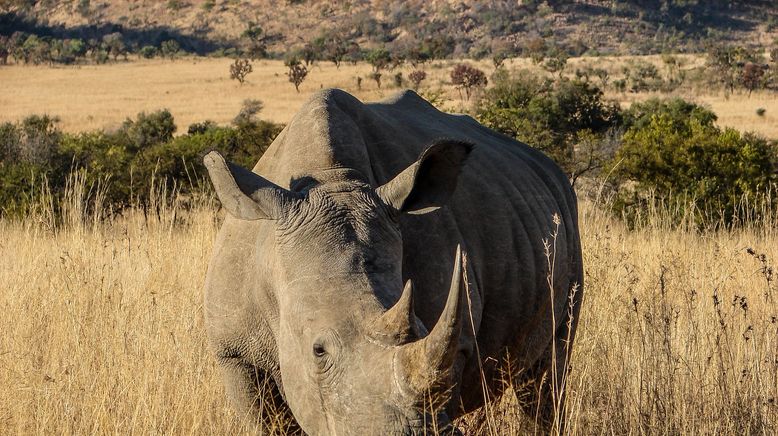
[
  {"x1": 372, "y1": 279, "x2": 419, "y2": 344},
  {"x1": 396, "y1": 245, "x2": 466, "y2": 394}
]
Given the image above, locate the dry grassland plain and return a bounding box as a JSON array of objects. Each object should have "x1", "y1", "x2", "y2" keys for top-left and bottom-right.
[
  {"x1": 1, "y1": 56, "x2": 777, "y2": 139},
  {"x1": 1, "y1": 56, "x2": 777, "y2": 434},
  {"x1": 0, "y1": 194, "x2": 776, "y2": 434}
]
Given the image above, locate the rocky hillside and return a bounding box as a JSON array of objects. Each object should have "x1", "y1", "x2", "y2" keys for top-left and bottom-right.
[{"x1": 2, "y1": 0, "x2": 776, "y2": 57}]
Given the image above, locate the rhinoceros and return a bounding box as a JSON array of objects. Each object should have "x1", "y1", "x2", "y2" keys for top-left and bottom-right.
[{"x1": 202, "y1": 89, "x2": 583, "y2": 435}]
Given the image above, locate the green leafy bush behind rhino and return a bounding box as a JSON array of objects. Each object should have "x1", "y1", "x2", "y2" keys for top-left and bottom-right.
[
  {"x1": 475, "y1": 72, "x2": 777, "y2": 228},
  {"x1": 611, "y1": 98, "x2": 777, "y2": 226},
  {"x1": 0, "y1": 109, "x2": 283, "y2": 218}
]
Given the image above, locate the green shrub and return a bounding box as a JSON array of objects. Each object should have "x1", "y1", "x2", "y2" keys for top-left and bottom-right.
[
  {"x1": 622, "y1": 97, "x2": 717, "y2": 132},
  {"x1": 476, "y1": 73, "x2": 621, "y2": 180},
  {"x1": 166, "y1": 0, "x2": 184, "y2": 11},
  {"x1": 187, "y1": 120, "x2": 218, "y2": 135},
  {"x1": 0, "y1": 116, "x2": 68, "y2": 216},
  {"x1": 0, "y1": 122, "x2": 21, "y2": 164},
  {"x1": 120, "y1": 109, "x2": 176, "y2": 151},
  {"x1": 0, "y1": 162, "x2": 50, "y2": 217},
  {"x1": 160, "y1": 40, "x2": 181, "y2": 59},
  {"x1": 0, "y1": 110, "x2": 284, "y2": 218},
  {"x1": 59, "y1": 130, "x2": 136, "y2": 204},
  {"x1": 135, "y1": 133, "x2": 213, "y2": 194},
  {"x1": 131, "y1": 121, "x2": 282, "y2": 195},
  {"x1": 139, "y1": 45, "x2": 157, "y2": 59},
  {"x1": 1, "y1": 115, "x2": 64, "y2": 172},
  {"x1": 611, "y1": 99, "x2": 777, "y2": 227},
  {"x1": 230, "y1": 121, "x2": 285, "y2": 169},
  {"x1": 232, "y1": 99, "x2": 263, "y2": 128},
  {"x1": 624, "y1": 61, "x2": 662, "y2": 92}
]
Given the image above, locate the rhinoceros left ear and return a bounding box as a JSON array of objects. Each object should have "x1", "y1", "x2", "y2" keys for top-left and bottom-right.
[
  {"x1": 203, "y1": 151, "x2": 299, "y2": 220},
  {"x1": 376, "y1": 140, "x2": 473, "y2": 215}
]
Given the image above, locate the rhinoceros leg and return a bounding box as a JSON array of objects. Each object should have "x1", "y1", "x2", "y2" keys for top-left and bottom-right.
[
  {"x1": 513, "y1": 312, "x2": 578, "y2": 434},
  {"x1": 218, "y1": 361, "x2": 302, "y2": 434}
]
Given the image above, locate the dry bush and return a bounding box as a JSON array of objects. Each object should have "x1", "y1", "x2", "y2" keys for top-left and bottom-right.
[
  {"x1": 0, "y1": 179, "x2": 776, "y2": 434},
  {"x1": 230, "y1": 58, "x2": 253, "y2": 85}
]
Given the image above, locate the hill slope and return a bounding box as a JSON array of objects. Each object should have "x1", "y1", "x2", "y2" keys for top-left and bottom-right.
[{"x1": 2, "y1": 1, "x2": 777, "y2": 57}]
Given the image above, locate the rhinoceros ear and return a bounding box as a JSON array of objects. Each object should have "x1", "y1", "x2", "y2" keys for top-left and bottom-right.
[
  {"x1": 203, "y1": 151, "x2": 299, "y2": 220},
  {"x1": 376, "y1": 140, "x2": 472, "y2": 215}
]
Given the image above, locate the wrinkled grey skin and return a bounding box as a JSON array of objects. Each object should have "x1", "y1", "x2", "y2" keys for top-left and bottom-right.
[{"x1": 203, "y1": 89, "x2": 583, "y2": 435}]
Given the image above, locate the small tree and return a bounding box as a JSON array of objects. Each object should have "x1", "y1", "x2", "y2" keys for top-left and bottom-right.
[
  {"x1": 230, "y1": 58, "x2": 253, "y2": 85},
  {"x1": 706, "y1": 44, "x2": 760, "y2": 94},
  {"x1": 525, "y1": 37, "x2": 546, "y2": 65},
  {"x1": 492, "y1": 52, "x2": 507, "y2": 69},
  {"x1": 346, "y1": 41, "x2": 362, "y2": 65},
  {"x1": 742, "y1": 62, "x2": 766, "y2": 96},
  {"x1": 285, "y1": 57, "x2": 308, "y2": 92},
  {"x1": 120, "y1": 110, "x2": 176, "y2": 151},
  {"x1": 450, "y1": 63, "x2": 487, "y2": 100},
  {"x1": 300, "y1": 42, "x2": 321, "y2": 66},
  {"x1": 408, "y1": 70, "x2": 427, "y2": 90},
  {"x1": 23, "y1": 35, "x2": 51, "y2": 65},
  {"x1": 241, "y1": 22, "x2": 268, "y2": 60},
  {"x1": 543, "y1": 51, "x2": 568, "y2": 78},
  {"x1": 393, "y1": 72, "x2": 404, "y2": 88},
  {"x1": 593, "y1": 68, "x2": 610, "y2": 88},
  {"x1": 233, "y1": 99, "x2": 264, "y2": 127},
  {"x1": 365, "y1": 47, "x2": 391, "y2": 73},
  {"x1": 369, "y1": 71, "x2": 382, "y2": 89},
  {"x1": 9, "y1": 32, "x2": 27, "y2": 64},
  {"x1": 102, "y1": 32, "x2": 126, "y2": 60},
  {"x1": 401, "y1": 41, "x2": 430, "y2": 68},
  {"x1": 66, "y1": 39, "x2": 87, "y2": 60},
  {"x1": 0, "y1": 35, "x2": 9, "y2": 64},
  {"x1": 324, "y1": 34, "x2": 347, "y2": 68},
  {"x1": 160, "y1": 39, "x2": 180, "y2": 59},
  {"x1": 139, "y1": 45, "x2": 157, "y2": 59}
]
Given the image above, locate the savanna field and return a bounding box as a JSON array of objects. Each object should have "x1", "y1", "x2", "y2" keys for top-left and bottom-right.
[
  {"x1": 1, "y1": 55, "x2": 778, "y2": 434},
  {"x1": 1, "y1": 57, "x2": 777, "y2": 138},
  {"x1": 1, "y1": 190, "x2": 776, "y2": 434}
]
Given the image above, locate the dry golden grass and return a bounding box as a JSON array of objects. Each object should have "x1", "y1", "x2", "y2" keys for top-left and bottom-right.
[
  {"x1": 0, "y1": 57, "x2": 470, "y2": 132},
  {"x1": 1, "y1": 182, "x2": 776, "y2": 435},
  {"x1": 2, "y1": 56, "x2": 776, "y2": 138}
]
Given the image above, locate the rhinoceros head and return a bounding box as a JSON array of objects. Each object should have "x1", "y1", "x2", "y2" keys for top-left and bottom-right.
[{"x1": 204, "y1": 141, "x2": 471, "y2": 435}]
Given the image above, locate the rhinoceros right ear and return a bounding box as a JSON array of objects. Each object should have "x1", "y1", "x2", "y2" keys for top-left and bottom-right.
[
  {"x1": 376, "y1": 140, "x2": 472, "y2": 215},
  {"x1": 203, "y1": 151, "x2": 298, "y2": 220}
]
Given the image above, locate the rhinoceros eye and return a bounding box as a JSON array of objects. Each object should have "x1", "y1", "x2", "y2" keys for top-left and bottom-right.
[
  {"x1": 311, "y1": 331, "x2": 339, "y2": 369},
  {"x1": 312, "y1": 343, "x2": 327, "y2": 358}
]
